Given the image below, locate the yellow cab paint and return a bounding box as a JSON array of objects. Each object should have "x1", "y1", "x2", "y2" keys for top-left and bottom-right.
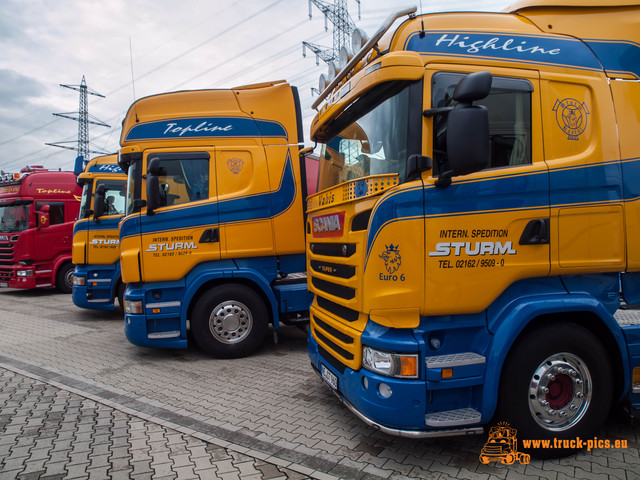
[{"x1": 305, "y1": 2, "x2": 640, "y2": 444}]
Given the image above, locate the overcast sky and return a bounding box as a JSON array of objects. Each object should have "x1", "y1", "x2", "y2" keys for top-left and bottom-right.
[{"x1": 0, "y1": 0, "x2": 511, "y2": 173}]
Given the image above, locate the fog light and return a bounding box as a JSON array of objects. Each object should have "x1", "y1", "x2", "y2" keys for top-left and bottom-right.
[
  {"x1": 125, "y1": 299, "x2": 143, "y2": 314},
  {"x1": 633, "y1": 367, "x2": 640, "y2": 393},
  {"x1": 378, "y1": 383, "x2": 392, "y2": 398},
  {"x1": 73, "y1": 275, "x2": 86, "y2": 286}
]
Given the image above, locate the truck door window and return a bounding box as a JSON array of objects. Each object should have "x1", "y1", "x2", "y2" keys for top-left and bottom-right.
[
  {"x1": 432, "y1": 73, "x2": 533, "y2": 174},
  {"x1": 96, "y1": 180, "x2": 126, "y2": 215},
  {"x1": 36, "y1": 202, "x2": 64, "y2": 225},
  {"x1": 151, "y1": 155, "x2": 209, "y2": 207}
]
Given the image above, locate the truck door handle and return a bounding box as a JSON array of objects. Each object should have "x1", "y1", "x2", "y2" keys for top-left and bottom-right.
[
  {"x1": 519, "y1": 218, "x2": 549, "y2": 245},
  {"x1": 199, "y1": 228, "x2": 219, "y2": 243}
]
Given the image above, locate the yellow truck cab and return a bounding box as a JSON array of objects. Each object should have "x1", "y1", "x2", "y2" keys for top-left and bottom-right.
[
  {"x1": 72, "y1": 154, "x2": 127, "y2": 310},
  {"x1": 118, "y1": 80, "x2": 313, "y2": 358},
  {"x1": 306, "y1": 1, "x2": 640, "y2": 456}
]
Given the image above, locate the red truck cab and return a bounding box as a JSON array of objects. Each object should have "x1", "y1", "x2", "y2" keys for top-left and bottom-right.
[{"x1": 0, "y1": 166, "x2": 81, "y2": 292}]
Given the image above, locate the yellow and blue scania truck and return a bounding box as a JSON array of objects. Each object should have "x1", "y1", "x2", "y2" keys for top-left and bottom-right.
[
  {"x1": 72, "y1": 154, "x2": 127, "y2": 310},
  {"x1": 306, "y1": 1, "x2": 640, "y2": 456},
  {"x1": 117, "y1": 80, "x2": 313, "y2": 358}
]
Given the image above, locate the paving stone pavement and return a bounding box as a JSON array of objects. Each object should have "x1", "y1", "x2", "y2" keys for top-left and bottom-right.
[
  {"x1": 0, "y1": 369, "x2": 309, "y2": 480},
  {"x1": 1, "y1": 289, "x2": 640, "y2": 479}
]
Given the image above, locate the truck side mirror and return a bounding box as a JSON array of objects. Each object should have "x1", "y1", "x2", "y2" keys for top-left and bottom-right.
[
  {"x1": 146, "y1": 158, "x2": 162, "y2": 216},
  {"x1": 436, "y1": 71, "x2": 492, "y2": 188},
  {"x1": 93, "y1": 184, "x2": 106, "y2": 219},
  {"x1": 37, "y1": 205, "x2": 50, "y2": 228}
]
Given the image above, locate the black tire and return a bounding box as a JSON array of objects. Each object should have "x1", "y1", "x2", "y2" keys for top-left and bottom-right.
[
  {"x1": 116, "y1": 282, "x2": 126, "y2": 312},
  {"x1": 191, "y1": 284, "x2": 269, "y2": 359},
  {"x1": 496, "y1": 323, "x2": 612, "y2": 459},
  {"x1": 55, "y1": 263, "x2": 75, "y2": 293}
]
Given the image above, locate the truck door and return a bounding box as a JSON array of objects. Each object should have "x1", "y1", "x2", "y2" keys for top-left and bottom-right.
[
  {"x1": 86, "y1": 179, "x2": 126, "y2": 265},
  {"x1": 214, "y1": 146, "x2": 275, "y2": 258},
  {"x1": 34, "y1": 201, "x2": 69, "y2": 266},
  {"x1": 424, "y1": 66, "x2": 550, "y2": 316},
  {"x1": 139, "y1": 149, "x2": 219, "y2": 283},
  {"x1": 539, "y1": 70, "x2": 624, "y2": 274}
]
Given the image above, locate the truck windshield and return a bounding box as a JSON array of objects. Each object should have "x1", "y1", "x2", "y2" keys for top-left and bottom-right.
[
  {"x1": 317, "y1": 82, "x2": 414, "y2": 191},
  {"x1": 0, "y1": 204, "x2": 29, "y2": 232},
  {"x1": 125, "y1": 160, "x2": 140, "y2": 215},
  {"x1": 79, "y1": 183, "x2": 91, "y2": 219}
]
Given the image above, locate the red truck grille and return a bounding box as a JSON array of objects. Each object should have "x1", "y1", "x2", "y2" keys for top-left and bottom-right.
[{"x1": 0, "y1": 242, "x2": 15, "y2": 279}]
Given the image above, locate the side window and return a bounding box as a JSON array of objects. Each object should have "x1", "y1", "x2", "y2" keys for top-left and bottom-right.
[
  {"x1": 36, "y1": 202, "x2": 64, "y2": 225},
  {"x1": 96, "y1": 179, "x2": 126, "y2": 215},
  {"x1": 153, "y1": 156, "x2": 209, "y2": 207},
  {"x1": 432, "y1": 73, "x2": 533, "y2": 173}
]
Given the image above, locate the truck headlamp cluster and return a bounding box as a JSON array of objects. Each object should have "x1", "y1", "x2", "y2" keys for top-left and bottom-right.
[
  {"x1": 351, "y1": 27, "x2": 368, "y2": 55},
  {"x1": 338, "y1": 46, "x2": 353, "y2": 70},
  {"x1": 0, "y1": 173, "x2": 21, "y2": 182},
  {"x1": 319, "y1": 73, "x2": 329, "y2": 93},
  {"x1": 72, "y1": 275, "x2": 86, "y2": 286},
  {"x1": 124, "y1": 299, "x2": 143, "y2": 315},
  {"x1": 327, "y1": 60, "x2": 340, "y2": 81},
  {"x1": 362, "y1": 346, "x2": 418, "y2": 378},
  {"x1": 16, "y1": 269, "x2": 33, "y2": 277}
]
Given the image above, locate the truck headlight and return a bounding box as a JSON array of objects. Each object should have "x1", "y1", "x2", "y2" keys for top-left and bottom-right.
[
  {"x1": 362, "y1": 346, "x2": 418, "y2": 378},
  {"x1": 73, "y1": 275, "x2": 86, "y2": 286},
  {"x1": 16, "y1": 270, "x2": 33, "y2": 277},
  {"x1": 124, "y1": 299, "x2": 143, "y2": 314}
]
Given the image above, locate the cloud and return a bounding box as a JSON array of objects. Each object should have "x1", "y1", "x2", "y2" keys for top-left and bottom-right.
[{"x1": 0, "y1": 69, "x2": 46, "y2": 110}]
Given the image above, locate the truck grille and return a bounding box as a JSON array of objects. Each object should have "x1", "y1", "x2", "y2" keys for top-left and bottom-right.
[
  {"x1": 308, "y1": 240, "x2": 364, "y2": 370},
  {"x1": 311, "y1": 308, "x2": 360, "y2": 370},
  {"x1": 0, "y1": 242, "x2": 14, "y2": 265}
]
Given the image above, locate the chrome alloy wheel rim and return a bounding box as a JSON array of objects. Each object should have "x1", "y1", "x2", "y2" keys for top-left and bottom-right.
[
  {"x1": 209, "y1": 300, "x2": 252, "y2": 344},
  {"x1": 528, "y1": 352, "x2": 592, "y2": 431},
  {"x1": 65, "y1": 269, "x2": 74, "y2": 289}
]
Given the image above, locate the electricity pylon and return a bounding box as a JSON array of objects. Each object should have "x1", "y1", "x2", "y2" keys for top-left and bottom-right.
[
  {"x1": 46, "y1": 76, "x2": 110, "y2": 169},
  {"x1": 302, "y1": 0, "x2": 361, "y2": 94}
]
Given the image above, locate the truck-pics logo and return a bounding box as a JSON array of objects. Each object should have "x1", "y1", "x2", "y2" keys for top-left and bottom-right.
[
  {"x1": 312, "y1": 212, "x2": 345, "y2": 238},
  {"x1": 227, "y1": 157, "x2": 244, "y2": 174},
  {"x1": 479, "y1": 422, "x2": 530, "y2": 465},
  {"x1": 380, "y1": 244, "x2": 401, "y2": 274},
  {"x1": 553, "y1": 98, "x2": 589, "y2": 140}
]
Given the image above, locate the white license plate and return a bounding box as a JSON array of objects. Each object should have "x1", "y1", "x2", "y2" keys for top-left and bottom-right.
[
  {"x1": 0, "y1": 282, "x2": 8, "y2": 288},
  {"x1": 321, "y1": 364, "x2": 338, "y2": 390}
]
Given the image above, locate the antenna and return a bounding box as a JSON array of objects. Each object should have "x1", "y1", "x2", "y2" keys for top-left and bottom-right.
[
  {"x1": 46, "y1": 76, "x2": 110, "y2": 169},
  {"x1": 129, "y1": 37, "x2": 136, "y2": 101}
]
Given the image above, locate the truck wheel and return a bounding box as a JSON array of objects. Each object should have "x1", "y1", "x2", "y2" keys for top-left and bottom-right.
[
  {"x1": 496, "y1": 323, "x2": 612, "y2": 459},
  {"x1": 116, "y1": 282, "x2": 126, "y2": 312},
  {"x1": 191, "y1": 284, "x2": 268, "y2": 358},
  {"x1": 55, "y1": 263, "x2": 75, "y2": 293}
]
